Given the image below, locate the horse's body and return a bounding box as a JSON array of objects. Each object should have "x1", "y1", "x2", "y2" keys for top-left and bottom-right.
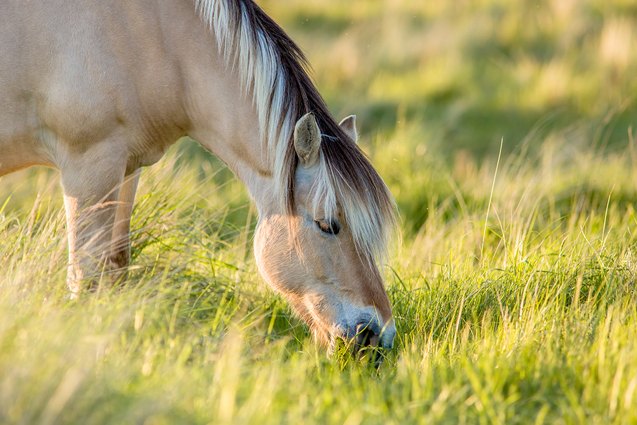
[{"x1": 0, "y1": 0, "x2": 397, "y2": 350}]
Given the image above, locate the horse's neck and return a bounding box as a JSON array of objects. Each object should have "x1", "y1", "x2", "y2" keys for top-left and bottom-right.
[{"x1": 169, "y1": 2, "x2": 275, "y2": 211}]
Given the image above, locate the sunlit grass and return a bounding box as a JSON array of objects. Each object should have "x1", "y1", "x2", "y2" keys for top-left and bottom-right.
[{"x1": 2, "y1": 131, "x2": 637, "y2": 423}]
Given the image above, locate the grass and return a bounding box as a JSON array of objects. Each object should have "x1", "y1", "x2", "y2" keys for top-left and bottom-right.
[{"x1": 2, "y1": 0, "x2": 637, "y2": 423}]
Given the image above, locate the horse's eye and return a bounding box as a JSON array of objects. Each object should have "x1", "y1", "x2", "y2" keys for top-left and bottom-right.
[{"x1": 315, "y1": 219, "x2": 340, "y2": 235}]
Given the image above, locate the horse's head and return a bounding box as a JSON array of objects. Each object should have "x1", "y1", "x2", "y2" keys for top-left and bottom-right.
[{"x1": 254, "y1": 113, "x2": 396, "y2": 352}]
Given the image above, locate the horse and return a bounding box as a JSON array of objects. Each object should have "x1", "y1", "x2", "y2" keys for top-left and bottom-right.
[{"x1": 0, "y1": 0, "x2": 397, "y2": 351}]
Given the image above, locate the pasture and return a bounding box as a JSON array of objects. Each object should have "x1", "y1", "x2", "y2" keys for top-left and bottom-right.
[{"x1": 1, "y1": 0, "x2": 637, "y2": 423}]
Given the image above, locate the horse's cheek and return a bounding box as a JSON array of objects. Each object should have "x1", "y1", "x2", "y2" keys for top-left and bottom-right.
[{"x1": 254, "y1": 219, "x2": 292, "y2": 289}]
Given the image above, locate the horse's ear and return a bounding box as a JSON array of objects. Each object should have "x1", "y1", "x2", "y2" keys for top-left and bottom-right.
[
  {"x1": 339, "y1": 115, "x2": 358, "y2": 143},
  {"x1": 294, "y1": 113, "x2": 321, "y2": 167}
]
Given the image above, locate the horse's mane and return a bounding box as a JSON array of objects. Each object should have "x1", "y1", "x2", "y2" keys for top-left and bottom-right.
[{"x1": 195, "y1": 0, "x2": 396, "y2": 264}]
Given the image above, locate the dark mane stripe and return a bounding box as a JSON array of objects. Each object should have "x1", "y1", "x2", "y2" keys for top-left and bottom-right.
[{"x1": 197, "y1": 0, "x2": 396, "y2": 263}]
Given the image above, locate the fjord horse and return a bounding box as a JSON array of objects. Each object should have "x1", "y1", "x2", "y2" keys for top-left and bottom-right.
[{"x1": 0, "y1": 0, "x2": 397, "y2": 350}]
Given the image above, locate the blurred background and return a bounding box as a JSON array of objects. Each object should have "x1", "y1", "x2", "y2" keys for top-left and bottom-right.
[
  {"x1": 258, "y1": 0, "x2": 637, "y2": 234},
  {"x1": 264, "y1": 0, "x2": 636, "y2": 156}
]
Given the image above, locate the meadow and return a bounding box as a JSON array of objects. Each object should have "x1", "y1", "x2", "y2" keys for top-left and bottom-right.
[{"x1": 2, "y1": 0, "x2": 637, "y2": 423}]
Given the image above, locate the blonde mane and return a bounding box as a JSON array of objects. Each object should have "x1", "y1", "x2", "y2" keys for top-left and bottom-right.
[{"x1": 194, "y1": 0, "x2": 396, "y2": 265}]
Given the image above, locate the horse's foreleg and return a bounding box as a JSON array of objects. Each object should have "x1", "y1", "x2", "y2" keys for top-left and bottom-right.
[
  {"x1": 61, "y1": 147, "x2": 127, "y2": 294},
  {"x1": 110, "y1": 168, "x2": 140, "y2": 275}
]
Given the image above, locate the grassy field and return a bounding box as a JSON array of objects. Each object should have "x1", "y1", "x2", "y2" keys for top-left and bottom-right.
[{"x1": 2, "y1": 0, "x2": 637, "y2": 423}]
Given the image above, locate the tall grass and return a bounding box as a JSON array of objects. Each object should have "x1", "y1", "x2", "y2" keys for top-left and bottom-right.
[
  {"x1": 2, "y1": 134, "x2": 636, "y2": 423},
  {"x1": 2, "y1": 0, "x2": 637, "y2": 423}
]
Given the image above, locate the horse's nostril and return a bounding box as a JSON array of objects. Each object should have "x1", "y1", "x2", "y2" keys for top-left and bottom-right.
[
  {"x1": 355, "y1": 322, "x2": 380, "y2": 348},
  {"x1": 352, "y1": 322, "x2": 385, "y2": 367}
]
